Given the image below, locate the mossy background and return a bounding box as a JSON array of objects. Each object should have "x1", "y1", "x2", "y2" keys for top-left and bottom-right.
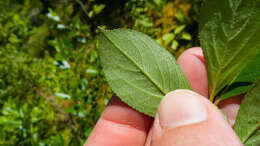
[{"x1": 0, "y1": 0, "x2": 201, "y2": 145}]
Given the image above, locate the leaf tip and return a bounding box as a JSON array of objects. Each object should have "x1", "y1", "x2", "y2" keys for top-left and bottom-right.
[{"x1": 97, "y1": 26, "x2": 105, "y2": 32}]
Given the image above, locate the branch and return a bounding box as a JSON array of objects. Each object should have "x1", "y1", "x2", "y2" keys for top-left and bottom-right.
[
  {"x1": 75, "y1": 0, "x2": 98, "y2": 30},
  {"x1": 29, "y1": 83, "x2": 76, "y2": 131}
]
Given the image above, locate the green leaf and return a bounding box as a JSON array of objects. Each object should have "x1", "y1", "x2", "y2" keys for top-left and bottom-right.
[
  {"x1": 98, "y1": 28, "x2": 190, "y2": 116},
  {"x1": 55, "y1": 92, "x2": 71, "y2": 99},
  {"x1": 162, "y1": 33, "x2": 175, "y2": 45},
  {"x1": 170, "y1": 40, "x2": 178, "y2": 50},
  {"x1": 234, "y1": 78, "x2": 260, "y2": 145},
  {"x1": 217, "y1": 52, "x2": 260, "y2": 102},
  {"x1": 86, "y1": 68, "x2": 98, "y2": 76},
  {"x1": 181, "y1": 32, "x2": 191, "y2": 41},
  {"x1": 199, "y1": 0, "x2": 260, "y2": 101},
  {"x1": 93, "y1": 4, "x2": 106, "y2": 14},
  {"x1": 243, "y1": 131, "x2": 260, "y2": 146},
  {"x1": 174, "y1": 25, "x2": 185, "y2": 34}
]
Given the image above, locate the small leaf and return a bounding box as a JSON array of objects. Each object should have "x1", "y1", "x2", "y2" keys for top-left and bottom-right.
[
  {"x1": 86, "y1": 68, "x2": 98, "y2": 76},
  {"x1": 181, "y1": 32, "x2": 191, "y2": 40},
  {"x1": 55, "y1": 92, "x2": 71, "y2": 99},
  {"x1": 54, "y1": 60, "x2": 70, "y2": 69},
  {"x1": 170, "y1": 40, "x2": 178, "y2": 50},
  {"x1": 85, "y1": 127, "x2": 93, "y2": 137},
  {"x1": 93, "y1": 4, "x2": 106, "y2": 14},
  {"x1": 162, "y1": 33, "x2": 175, "y2": 45},
  {"x1": 199, "y1": 0, "x2": 260, "y2": 101},
  {"x1": 217, "y1": 52, "x2": 260, "y2": 102},
  {"x1": 47, "y1": 8, "x2": 60, "y2": 22},
  {"x1": 234, "y1": 78, "x2": 260, "y2": 145},
  {"x1": 174, "y1": 25, "x2": 185, "y2": 34},
  {"x1": 98, "y1": 28, "x2": 190, "y2": 116}
]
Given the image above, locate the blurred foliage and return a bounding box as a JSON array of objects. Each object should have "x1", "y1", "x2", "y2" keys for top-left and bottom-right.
[{"x1": 0, "y1": 0, "x2": 201, "y2": 145}]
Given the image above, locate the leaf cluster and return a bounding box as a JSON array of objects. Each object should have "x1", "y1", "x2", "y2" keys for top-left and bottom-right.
[{"x1": 98, "y1": 0, "x2": 260, "y2": 145}]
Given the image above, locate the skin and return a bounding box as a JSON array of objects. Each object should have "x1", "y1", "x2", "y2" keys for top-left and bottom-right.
[{"x1": 85, "y1": 47, "x2": 243, "y2": 146}]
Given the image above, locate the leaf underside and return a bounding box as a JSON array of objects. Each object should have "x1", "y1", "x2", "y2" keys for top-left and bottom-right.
[
  {"x1": 199, "y1": 0, "x2": 260, "y2": 101},
  {"x1": 234, "y1": 78, "x2": 260, "y2": 146},
  {"x1": 98, "y1": 28, "x2": 190, "y2": 117}
]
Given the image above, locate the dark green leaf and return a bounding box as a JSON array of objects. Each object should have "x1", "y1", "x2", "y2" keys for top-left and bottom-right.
[
  {"x1": 98, "y1": 28, "x2": 190, "y2": 116},
  {"x1": 234, "y1": 78, "x2": 260, "y2": 145},
  {"x1": 218, "y1": 52, "x2": 260, "y2": 102},
  {"x1": 199, "y1": 0, "x2": 260, "y2": 101}
]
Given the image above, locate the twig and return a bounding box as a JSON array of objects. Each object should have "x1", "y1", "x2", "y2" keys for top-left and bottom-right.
[
  {"x1": 75, "y1": 0, "x2": 98, "y2": 30},
  {"x1": 29, "y1": 84, "x2": 76, "y2": 131}
]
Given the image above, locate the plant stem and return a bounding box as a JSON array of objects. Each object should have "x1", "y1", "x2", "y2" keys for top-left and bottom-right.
[
  {"x1": 209, "y1": 93, "x2": 215, "y2": 102},
  {"x1": 214, "y1": 97, "x2": 221, "y2": 106},
  {"x1": 75, "y1": 0, "x2": 98, "y2": 30}
]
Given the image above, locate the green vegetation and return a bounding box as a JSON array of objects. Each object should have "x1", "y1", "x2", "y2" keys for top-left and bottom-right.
[
  {"x1": 0, "y1": 0, "x2": 201, "y2": 145},
  {"x1": 234, "y1": 79, "x2": 260, "y2": 145},
  {"x1": 97, "y1": 0, "x2": 260, "y2": 144},
  {"x1": 199, "y1": 0, "x2": 260, "y2": 102}
]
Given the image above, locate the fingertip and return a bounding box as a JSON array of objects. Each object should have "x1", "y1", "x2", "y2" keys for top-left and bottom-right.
[
  {"x1": 158, "y1": 89, "x2": 207, "y2": 129},
  {"x1": 177, "y1": 47, "x2": 209, "y2": 97},
  {"x1": 150, "y1": 90, "x2": 242, "y2": 146}
]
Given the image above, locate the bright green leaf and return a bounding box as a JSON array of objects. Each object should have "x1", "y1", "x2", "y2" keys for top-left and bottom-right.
[
  {"x1": 156, "y1": 38, "x2": 163, "y2": 45},
  {"x1": 181, "y1": 32, "x2": 191, "y2": 40},
  {"x1": 170, "y1": 40, "x2": 178, "y2": 50},
  {"x1": 93, "y1": 4, "x2": 106, "y2": 15},
  {"x1": 86, "y1": 68, "x2": 98, "y2": 76},
  {"x1": 162, "y1": 33, "x2": 175, "y2": 45},
  {"x1": 98, "y1": 28, "x2": 190, "y2": 116},
  {"x1": 64, "y1": 107, "x2": 77, "y2": 115},
  {"x1": 55, "y1": 92, "x2": 71, "y2": 99},
  {"x1": 47, "y1": 8, "x2": 60, "y2": 22},
  {"x1": 234, "y1": 78, "x2": 260, "y2": 145},
  {"x1": 85, "y1": 128, "x2": 93, "y2": 137},
  {"x1": 174, "y1": 25, "x2": 185, "y2": 34},
  {"x1": 199, "y1": 0, "x2": 260, "y2": 101}
]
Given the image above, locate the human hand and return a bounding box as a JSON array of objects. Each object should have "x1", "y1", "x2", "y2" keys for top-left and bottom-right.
[{"x1": 85, "y1": 47, "x2": 243, "y2": 146}]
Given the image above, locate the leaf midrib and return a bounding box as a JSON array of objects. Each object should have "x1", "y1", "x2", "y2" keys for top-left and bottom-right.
[
  {"x1": 101, "y1": 30, "x2": 166, "y2": 95},
  {"x1": 111, "y1": 69, "x2": 163, "y2": 99},
  {"x1": 210, "y1": 4, "x2": 256, "y2": 100}
]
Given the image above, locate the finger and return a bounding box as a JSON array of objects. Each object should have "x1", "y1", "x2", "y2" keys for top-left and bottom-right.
[
  {"x1": 148, "y1": 90, "x2": 242, "y2": 146},
  {"x1": 219, "y1": 95, "x2": 243, "y2": 126},
  {"x1": 177, "y1": 47, "x2": 209, "y2": 97},
  {"x1": 177, "y1": 47, "x2": 241, "y2": 125},
  {"x1": 85, "y1": 96, "x2": 153, "y2": 146}
]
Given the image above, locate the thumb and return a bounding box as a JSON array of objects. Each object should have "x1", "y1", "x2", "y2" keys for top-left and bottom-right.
[{"x1": 146, "y1": 90, "x2": 242, "y2": 146}]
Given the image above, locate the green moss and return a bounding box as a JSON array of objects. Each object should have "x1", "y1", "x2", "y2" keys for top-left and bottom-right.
[{"x1": 0, "y1": 0, "x2": 200, "y2": 144}]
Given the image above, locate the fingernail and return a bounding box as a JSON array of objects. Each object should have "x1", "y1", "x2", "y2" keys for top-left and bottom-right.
[{"x1": 159, "y1": 89, "x2": 207, "y2": 129}]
